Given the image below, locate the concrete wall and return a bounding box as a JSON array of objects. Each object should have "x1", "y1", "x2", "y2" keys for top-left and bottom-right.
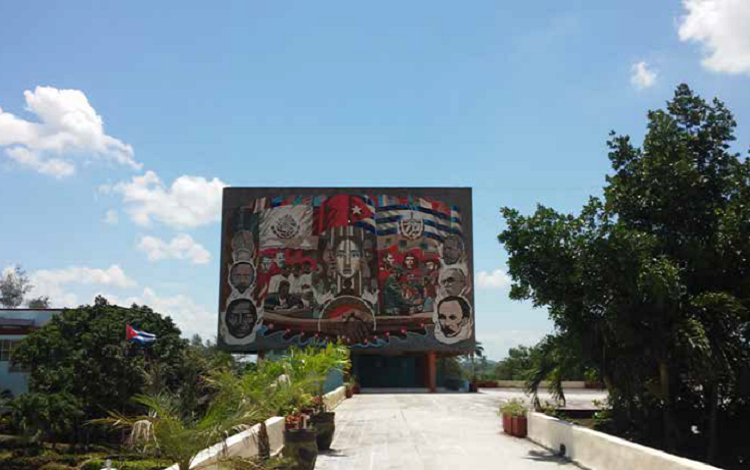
[
  {"x1": 162, "y1": 386, "x2": 347, "y2": 469},
  {"x1": 527, "y1": 412, "x2": 723, "y2": 470},
  {"x1": 323, "y1": 369, "x2": 343, "y2": 394},
  {"x1": 163, "y1": 416, "x2": 285, "y2": 470},
  {"x1": 495, "y1": 380, "x2": 587, "y2": 389},
  {"x1": 323, "y1": 385, "x2": 346, "y2": 411}
]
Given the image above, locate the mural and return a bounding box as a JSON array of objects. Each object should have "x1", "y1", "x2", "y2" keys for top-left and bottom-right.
[{"x1": 218, "y1": 189, "x2": 474, "y2": 353}]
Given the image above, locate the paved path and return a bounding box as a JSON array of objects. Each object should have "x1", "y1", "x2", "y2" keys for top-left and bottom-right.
[{"x1": 315, "y1": 393, "x2": 583, "y2": 470}]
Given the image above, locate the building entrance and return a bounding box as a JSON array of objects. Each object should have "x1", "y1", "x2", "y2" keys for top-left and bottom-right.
[{"x1": 353, "y1": 355, "x2": 422, "y2": 388}]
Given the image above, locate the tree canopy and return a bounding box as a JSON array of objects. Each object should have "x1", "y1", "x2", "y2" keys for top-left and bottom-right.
[
  {"x1": 499, "y1": 84, "x2": 750, "y2": 466},
  {"x1": 11, "y1": 297, "x2": 188, "y2": 443},
  {"x1": 0, "y1": 265, "x2": 33, "y2": 308}
]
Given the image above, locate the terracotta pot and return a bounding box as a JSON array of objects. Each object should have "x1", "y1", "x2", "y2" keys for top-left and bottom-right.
[
  {"x1": 283, "y1": 428, "x2": 318, "y2": 470},
  {"x1": 352, "y1": 383, "x2": 361, "y2": 394},
  {"x1": 502, "y1": 413, "x2": 512, "y2": 435},
  {"x1": 511, "y1": 415, "x2": 527, "y2": 438}
]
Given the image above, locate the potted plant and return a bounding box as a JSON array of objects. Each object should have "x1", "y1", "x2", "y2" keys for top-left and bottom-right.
[
  {"x1": 282, "y1": 398, "x2": 318, "y2": 470},
  {"x1": 498, "y1": 398, "x2": 528, "y2": 437},
  {"x1": 283, "y1": 414, "x2": 318, "y2": 470},
  {"x1": 306, "y1": 344, "x2": 350, "y2": 451},
  {"x1": 285, "y1": 343, "x2": 350, "y2": 452},
  {"x1": 351, "y1": 376, "x2": 361, "y2": 395},
  {"x1": 308, "y1": 396, "x2": 335, "y2": 451}
]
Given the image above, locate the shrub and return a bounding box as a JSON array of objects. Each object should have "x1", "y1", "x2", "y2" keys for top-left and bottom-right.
[
  {"x1": 81, "y1": 458, "x2": 173, "y2": 470},
  {"x1": 499, "y1": 398, "x2": 527, "y2": 417}
]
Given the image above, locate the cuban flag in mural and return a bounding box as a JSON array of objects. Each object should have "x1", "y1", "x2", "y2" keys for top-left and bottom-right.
[
  {"x1": 126, "y1": 324, "x2": 157, "y2": 344},
  {"x1": 315, "y1": 194, "x2": 376, "y2": 234},
  {"x1": 375, "y1": 196, "x2": 462, "y2": 242}
]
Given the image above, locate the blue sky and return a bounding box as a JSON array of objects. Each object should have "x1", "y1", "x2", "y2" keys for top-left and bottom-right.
[{"x1": 1, "y1": 1, "x2": 749, "y2": 359}]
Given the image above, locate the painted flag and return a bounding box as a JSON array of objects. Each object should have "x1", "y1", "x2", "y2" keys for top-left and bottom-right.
[
  {"x1": 126, "y1": 324, "x2": 156, "y2": 344},
  {"x1": 375, "y1": 196, "x2": 461, "y2": 242},
  {"x1": 259, "y1": 204, "x2": 314, "y2": 249},
  {"x1": 317, "y1": 195, "x2": 376, "y2": 234}
]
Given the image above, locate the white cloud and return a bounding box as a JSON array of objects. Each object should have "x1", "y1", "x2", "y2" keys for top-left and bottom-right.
[
  {"x1": 479, "y1": 329, "x2": 549, "y2": 360},
  {"x1": 25, "y1": 265, "x2": 136, "y2": 308},
  {"x1": 137, "y1": 234, "x2": 211, "y2": 264},
  {"x1": 104, "y1": 209, "x2": 119, "y2": 225},
  {"x1": 0, "y1": 86, "x2": 140, "y2": 177},
  {"x1": 678, "y1": 0, "x2": 750, "y2": 74},
  {"x1": 476, "y1": 269, "x2": 512, "y2": 289},
  {"x1": 102, "y1": 288, "x2": 215, "y2": 339},
  {"x1": 5, "y1": 146, "x2": 75, "y2": 178},
  {"x1": 630, "y1": 62, "x2": 658, "y2": 90},
  {"x1": 32, "y1": 265, "x2": 136, "y2": 289},
  {"x1": 112, "y1": 171, "x2": 227, "y2": 229}
]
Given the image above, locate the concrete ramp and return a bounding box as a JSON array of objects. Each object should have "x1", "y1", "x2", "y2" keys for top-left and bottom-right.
[{"x1": 315, "y1": 393, "x2": 582, "y2": 470}]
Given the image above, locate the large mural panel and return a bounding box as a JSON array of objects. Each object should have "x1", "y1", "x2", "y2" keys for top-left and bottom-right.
[{"x1": 217, "y1": 188, "x2": 474, "y2": 353}]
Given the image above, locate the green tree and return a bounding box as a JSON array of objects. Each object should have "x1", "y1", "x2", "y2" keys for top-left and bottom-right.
[
  {"x1": 499, "y1": 84, "x2": 750, "y2": 465},
  {"x1": 0, "y1": 265, "x2": 33, "y2": 308},
  {"x1": 11, "y1": 297, "x2": 187, "y2": 445},
  {"x1": 494, "y1": 345, "x2": 534, "y2": 380},
  {"x1": 26, "y1": 296, "x2": 50, "y2": 308}
]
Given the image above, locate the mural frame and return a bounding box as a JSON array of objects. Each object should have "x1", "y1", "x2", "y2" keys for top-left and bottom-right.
[{"x1": 217, "y1": 187, "x2": 474, "y2": 354}]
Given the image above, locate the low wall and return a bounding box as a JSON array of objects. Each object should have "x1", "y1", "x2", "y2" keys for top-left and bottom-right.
[
  {"x1": 495, "y1": 380, "x2": 587, "y2": 389},
  {"x1": 162, "y1": 386, "x2": 347, "y2": 469},
  {"x1": 163, "y1": 416, "x2": 285, "y2": 470},
  {"x1": 527, "y1": 412, "x2": 722, "y2": 470},
  {"x1": 323, "y1": 385, "x2": 346, "y2": 411}
]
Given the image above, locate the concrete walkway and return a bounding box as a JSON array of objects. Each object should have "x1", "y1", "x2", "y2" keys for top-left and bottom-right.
[{"x1": 315, "y1": 393, "x2": 582, "y2": 470}]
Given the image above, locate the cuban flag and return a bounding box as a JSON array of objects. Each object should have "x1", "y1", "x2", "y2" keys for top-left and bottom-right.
[
  {"x1": 316, "y1": 195, "x2": 376, "y2": 234},
  {"x1": 126, "y1": 324, "x2": 156, "y2": 344},
  {"x1": 375, "y1": 196, "x2": 462, "y2": 242}
]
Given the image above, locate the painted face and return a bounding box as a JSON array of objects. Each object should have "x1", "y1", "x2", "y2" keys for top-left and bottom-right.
[
  {"x1": 438, "y1": 300, "x2": 465, "y2": 337},
  {"x1": 302, "y1": 285, "x2": 314, "y2": 301},
  {"x1": 384, "y1": 253, "x2": 395, "y2": 266},
  {"x1": 426, "y1": 260, "x2": 438, "y2": 272},
  {"x1": 443, "y1": 235, "x2": 464, "y2": 265},
  {"x1": 261, "y1": 257, "x2": 272, "y2": 271},
  {"x1": 404, "y1": 255, "x2": 416, "y2": 269},
  {"x1": 336, "y1": 239, "x2": 362, "y2": 279},
  {"x1": 440, "y1": 269, "x2": 467, "y2": 296},
  {"x1": 304, "y1": 263, "x2": 312, "y2": 274},
  {"x1": 274, "y1": 251, "x2": 286, "y2": 267},
  {"x1": 225, "y1": 300, "x2": 257, "y2": 338},
  {"x1": 230, "y1": 262, "x2": 255, "y2": 293},
  {"x1": 363, "y1": 239, "x2": 375, "y2": 261}
]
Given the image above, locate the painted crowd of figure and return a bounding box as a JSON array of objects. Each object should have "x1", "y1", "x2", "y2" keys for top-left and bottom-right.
[{"x1": 220, "y1": 194, "x2": 473, "y2": 347}]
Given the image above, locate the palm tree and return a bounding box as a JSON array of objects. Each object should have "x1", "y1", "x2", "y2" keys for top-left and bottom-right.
[
  {"x1": 94, "y1": 392, "x2": 265, "y2": 470},
  {"x1": 524, "y1": 334, "x2": 585, "y2": 409}
]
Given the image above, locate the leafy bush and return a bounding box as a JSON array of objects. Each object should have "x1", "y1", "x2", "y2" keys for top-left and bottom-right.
[
  {"x1": 10, "y1": 392, "x2": 84, "y2": 443},
  {"x1": 81, "y1": 457, "x2": 173, "y2": 470},
  {"x1": 498, "y1": 398, "x2": 527, "y2": 417}
]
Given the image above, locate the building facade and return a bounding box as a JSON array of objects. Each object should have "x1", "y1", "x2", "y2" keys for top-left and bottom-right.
[{"x1": 0, "y1": 309, "x2": 60, "y2": 396}]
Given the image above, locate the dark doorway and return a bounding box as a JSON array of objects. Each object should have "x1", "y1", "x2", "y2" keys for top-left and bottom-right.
[{"x1": 354, "y1": 355, "x2": 420, "y2": 388}]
